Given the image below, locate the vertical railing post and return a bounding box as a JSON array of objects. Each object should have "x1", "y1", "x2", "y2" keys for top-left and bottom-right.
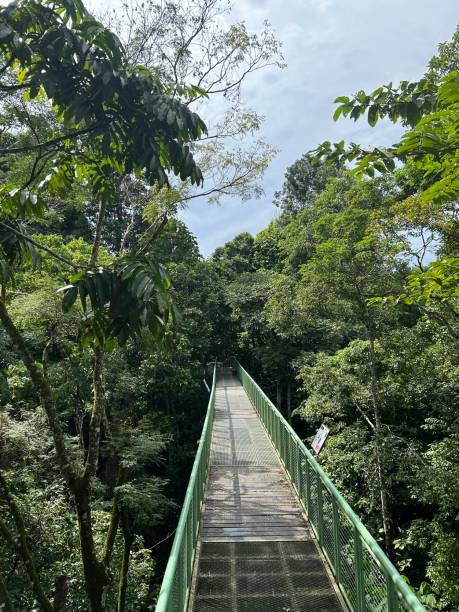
[
  {"x1": 317, "y1": 474, "x2": 324, "y2": 546},
  {"x1": 354, "y1": 528, "x2": 366, "y2": 612},
  {"x1": 332, "y1": 497, "x2": 341, "y2": 584},
  {"x1": 296, "y1": 443, "x2": 302, "y2": 498},
  {"x1": 305, "y1": 459, "x2": 312, "y2": 520},
  {"x1": 178, "y1": 544, "x2": 185, "y2": 612},
  {"x1": 387, "y1": 573, "x2": 400, "y2": 612}
]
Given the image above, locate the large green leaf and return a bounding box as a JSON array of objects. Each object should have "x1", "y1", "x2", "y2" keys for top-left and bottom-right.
[{"x1": 59, "y1": 256, "x2": 176, "y2": 349}]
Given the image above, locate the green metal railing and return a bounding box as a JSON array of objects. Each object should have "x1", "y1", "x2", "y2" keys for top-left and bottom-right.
[
  {"x1": 235, "y1": 361, "x2": 425, "y2": 612},
  {"x1": 155, "y1": 365, "x2": 216, "y2": 612}
]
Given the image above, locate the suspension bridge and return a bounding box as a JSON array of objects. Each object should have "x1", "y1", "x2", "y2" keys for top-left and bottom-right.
[{"x1": 155, "y1": 363, "x2": 425, "y2": 612}]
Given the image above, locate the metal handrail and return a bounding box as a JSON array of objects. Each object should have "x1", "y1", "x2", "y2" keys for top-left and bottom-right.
[
  {"x1": 155, "y1": 365, "x2": 216, "y2": 612},
  {"x1": 235, "y1": 360, "x2": 425, "y2": 612}
]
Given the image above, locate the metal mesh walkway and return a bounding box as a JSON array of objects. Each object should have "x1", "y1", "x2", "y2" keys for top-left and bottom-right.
[{"x1": 190, "y1": 368, "x2": 343, "y2": 611}]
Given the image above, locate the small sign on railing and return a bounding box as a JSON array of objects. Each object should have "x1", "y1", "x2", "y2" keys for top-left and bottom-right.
[{"x1": 311, "y1": 424, "x2": 329, "y2": 454}]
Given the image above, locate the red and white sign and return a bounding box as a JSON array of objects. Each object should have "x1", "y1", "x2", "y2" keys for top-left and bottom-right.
[{"x1": 311, "y1": 424, "x2": 330, "y2": 454}]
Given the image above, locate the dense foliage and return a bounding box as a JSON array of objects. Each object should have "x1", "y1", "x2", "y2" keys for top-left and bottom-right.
[{"x1": 0, "y1": 1, "x2": 457, "y2": 611}]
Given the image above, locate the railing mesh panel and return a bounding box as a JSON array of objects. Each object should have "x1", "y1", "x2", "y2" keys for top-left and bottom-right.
[
  {"x1": 363, "y1": 545, "x2": 388, "y2": 612},
  {"x1": 339, "y1": 510, "x2": 358, "y2": 610},
  {"x1": 308, "y1": 469, "x2": 319, "y2": 530},
  {"x1": 322, "y1": 486, "x2": 336, "y2": 569}
]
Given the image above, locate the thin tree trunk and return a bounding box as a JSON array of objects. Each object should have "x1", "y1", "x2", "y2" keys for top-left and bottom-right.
[
  {"x1": 102, "y1": 468, "x2": 126, "y2": 568},
  {"x1": 368, "y1": 331, "x2": 392, "y2": 556},
  {"x1": 75, "y1": 385, "x2": 86, "y2": 456},
  {"x1": 102, "y1": 503, "x2": 120, "y2": 569},
  {"x1": 276, "y1": 380, "x2": 281, "y2": 412},
  {"x1": 117, "y1": 515, "x2": 133, "y2": 612},
  {"x1": 286, "y1": 381, "x2": 292, "y2": 425},
  {"x1": 52, "y1": 575, "x2": 69, "y2": 612},
  {"x1": 89, "y1": 201, "x2": 107, "y2": 266},
  {"x1": 102, "y1": 408, "x2": 118, "y2": 494},
  {"x1": 85, "y1": 197, "x2": 107, "y2": 480},
  {"x1": 84, "y1": 347, "x2": 105, "y2": 479}
]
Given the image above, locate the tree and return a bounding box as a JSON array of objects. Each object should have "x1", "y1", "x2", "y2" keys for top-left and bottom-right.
[
  {"x1": 274, "y1": 156, "x2": 341, "y2": 216},
  {"x1": 101, "y1": 0, "x2": 284, "y2": 218},
  {"x1": 212, "y1": 232, "x2": 256, "y2": 279},
  {"x1": 0, "y1": 1, "x2": 208, "y2": 609}
]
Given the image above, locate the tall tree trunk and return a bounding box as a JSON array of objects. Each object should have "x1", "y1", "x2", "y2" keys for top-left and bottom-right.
[
  {"x1": 78, "y1": 197, "x2": 111, "y2": 610},
  {"x1": 0, "y1": 196, "x2": 112, "y2": 609},
  {"x1": 89, "y1": 200, "x2": 107, "y2": 267},
  {"x1": 84, "y1": 347, "x2": 105, "y2": 479},
  {"x1": 103, "y1": 468, "x2": 126, "y2": 569},
  {"x1": 52, "y1": 575, "x2": 68, "y2": 612},
  {"x1": 74, "y1": 480, "x2": 108, "y2": 612},
  {"x1": 286, "y1": 381, "x2": 292, "y2": 425},
  {"x1": 368, "y1": 330, "x2": 392, "y2": 556},
  {"x1": 0, "y1": 300, "x2": 72, "y2": 483},
  {"x1": 276, "y1": 380, "x2": 281, "y2": 412},
  {"x1": 117, "y1": 514, "x2": 133, "y2": 612},
  {"x1": 102, "y1": 503, "x2": 120, "y2": 569}
]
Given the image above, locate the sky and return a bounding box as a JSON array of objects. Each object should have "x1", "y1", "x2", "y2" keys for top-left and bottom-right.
[{"x1": 176, "y1": 0, "x2": 458, "y2": 256}]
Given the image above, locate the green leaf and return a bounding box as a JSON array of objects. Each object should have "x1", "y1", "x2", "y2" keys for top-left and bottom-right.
[
  {"x1": 61, "y1": 285, "x2": 78, "y2": 312},
  {"x1": 333, "y1": 106, "x2": 343, "y2": 122},
  {"x1": 367, "y1": 105, "x2": 379, "y2": 127}
]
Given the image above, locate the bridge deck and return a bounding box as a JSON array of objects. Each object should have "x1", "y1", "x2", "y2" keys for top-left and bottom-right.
[{"x1": 190, "y1": 368, "x2": 343, "y2": 611}]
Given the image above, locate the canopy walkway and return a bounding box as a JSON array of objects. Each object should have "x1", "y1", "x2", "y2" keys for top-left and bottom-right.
[{"x1": 155, "y1": 363, "x2": 425, "y2": 612}]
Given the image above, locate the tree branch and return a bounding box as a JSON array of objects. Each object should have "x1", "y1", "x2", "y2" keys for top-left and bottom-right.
[
  {"x1": 84, "y1": 347, "x2": 105, "y2": 480},
  {"x1": 0, "y1": 124, "x2": 103, "y2": 156}
]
